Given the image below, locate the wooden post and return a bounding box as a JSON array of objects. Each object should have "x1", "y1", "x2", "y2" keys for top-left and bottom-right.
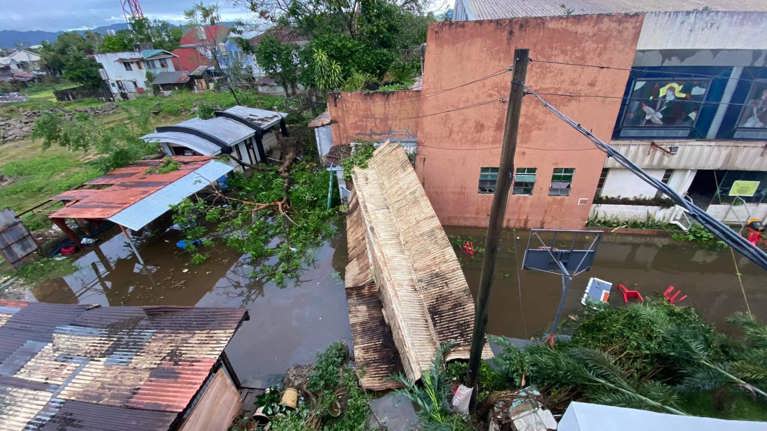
[
  {"x1": 52, "y1": 218, "x2": 79, "y2": 244},
  {"x1": 120, "y1": 225, "x2": 145, "y2": 266},
  {"x1": 467, "y1": 49, "x2": 529, "y2": 391}
]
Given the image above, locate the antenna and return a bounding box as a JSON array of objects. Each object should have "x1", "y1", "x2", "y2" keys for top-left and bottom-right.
[
  {"x1": 120, "y1": 0, "x2": 144, "y2": 22},
  {"x1": 521, "y1": 228, "x2": 602, "y2": 343}
]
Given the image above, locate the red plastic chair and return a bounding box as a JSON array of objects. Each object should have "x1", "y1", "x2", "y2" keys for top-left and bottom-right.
[
  {"x1": 617, "y1": 283, "x2": 644, "y2": 304},
  {"x1": 663, "y1": 285, "x2": 688, "y2": 304},
  {"x1": 462, "y1": 241, "x2": 475, "y2": 256}
]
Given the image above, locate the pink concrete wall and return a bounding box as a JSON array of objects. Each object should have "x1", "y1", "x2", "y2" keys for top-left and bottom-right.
[
  {"x1": 327, "y1": 90, "x2": 421, "y2": 146},
  {"x1": 416, "y1": 15, "x2": 644, "y2": 229}
]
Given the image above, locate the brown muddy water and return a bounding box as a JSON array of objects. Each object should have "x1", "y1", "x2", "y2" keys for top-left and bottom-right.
[
  {"x1": 448, "y1": 227, "x2": 767, "y2": 339},
  {"x1": 9, "y1": 225, "x2": 767, "y2": 387},
  {"x1": 21, "y1": 228, "x2": 352, "y2": 388}
]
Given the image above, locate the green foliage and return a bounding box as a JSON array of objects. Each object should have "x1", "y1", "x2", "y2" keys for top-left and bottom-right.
[
  {"x1": 32, "y1": 111, "x2": 157, "y2": 173},
  {"x1": 100, "y1": 18, "x2": 181, "y2": 53},
  {"x1": 172, "y1": 162, "x2": 338, "y2": 285},
  {"x1": 254, "y1": 35, "x2": 302, "y2": 96},
  {"x1": 489, "y1": 303, "x2": 767, "y2": 419},
  {"x1": 39, "y1": 32, "x2": 102, "y2": 87},
  {"x1": 312, "y1": 49, "x2": 343, "y2": 93},
  {"x1": 341, "y1": 143, "x2": 376, "y2": 180},
  {"x1": 308, "y1": 342, "x2": 348, "y2": 393},
  {"x1": 445, "y1": 359, "x2": 509, "y2": 401},
  {"x1": 146, "y1": 157, "x2": 181, "y2": 174},
  {"x1": 396, "y1": 343, "x2": 473, "y2": 430},
  {"x1": 10, "y1": 258, "x2": 77, "y2": 284},
  {"x1": 671, "y1": 224, "x2": 727, "y2": 250}
]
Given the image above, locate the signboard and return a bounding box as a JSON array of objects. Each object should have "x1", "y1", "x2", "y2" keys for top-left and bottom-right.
[{"x1": 729, "y1": 180, "x2": 760, "y2": 197}]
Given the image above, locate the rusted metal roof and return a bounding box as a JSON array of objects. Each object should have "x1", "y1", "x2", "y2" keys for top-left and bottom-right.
[
  {"x1": 457, "y1": 0, "x2": 767, "y2": 20},
  {"x1": 348, "y1": 143, "x2": 491, "y2": 383},
  {"x1": 0, "y1": 301, "x2": 247, "y2": 431},
  {"x1": 48, "y1": 157, "x2": 214, "y2": 221},
  {"x1": 308, "y1": 111, "x2": 331, "y2": 129}
]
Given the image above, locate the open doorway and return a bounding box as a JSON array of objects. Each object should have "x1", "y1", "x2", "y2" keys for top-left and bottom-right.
[{"x1": 687, "y1": 170, "x2": 717, "y2": 208}]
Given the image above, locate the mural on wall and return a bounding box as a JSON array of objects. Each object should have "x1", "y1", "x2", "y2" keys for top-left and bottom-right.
[
  {"x1": 738, "y1": 80, "x2": 767, "y2": 129},
  {"x1": 623, "y1": 79, "x2": 709, "y2": 128}
]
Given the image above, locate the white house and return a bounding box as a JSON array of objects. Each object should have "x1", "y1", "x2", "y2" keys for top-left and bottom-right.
[
  {"x1": 94, "y1": 49, "x2": 176, "y2": 100},
  {"x1": 3, "y1": 49, "x2": 42, "y2": 74}
]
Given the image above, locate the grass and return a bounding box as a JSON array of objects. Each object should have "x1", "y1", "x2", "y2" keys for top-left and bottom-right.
[
  {"x1": 8, "y1": 257, "x2": 77, "y2": 284},
  {"x1": 679, "y1": 391, "x2": 767, "y2": 421}
]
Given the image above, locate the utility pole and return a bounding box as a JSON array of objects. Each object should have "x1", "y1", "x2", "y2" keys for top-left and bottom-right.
[{"x1": 467, "y1": 48, "x2": 529, "y2": 390}]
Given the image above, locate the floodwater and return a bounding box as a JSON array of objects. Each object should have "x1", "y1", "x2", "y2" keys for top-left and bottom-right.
[
  {"x1": 447, "y1": 227, "x2": 767, "y2": 339},
  {"x1": 22, "y1": 228, "x2": 352, "y2": 388},
  {"x1": 11, "y1": 224, "x2": 767, "y2": 387}
]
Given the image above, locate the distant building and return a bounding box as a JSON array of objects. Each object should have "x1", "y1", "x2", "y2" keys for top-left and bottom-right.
[
  {"x1": 172, "y1": 25, "x2": 231, "y2": 73},
  {"x1": 2, "y1": 49, "x2": 42, "y2": 74},
  {"x1": 324, "y1": 8, "x2": 767, "y2": 229},
  {"x1": 0, "y1": 300, "x2": 248, "y2": 431},
  {"x1": 94, "y1": 49, "x2": 176, "y2": 100}
]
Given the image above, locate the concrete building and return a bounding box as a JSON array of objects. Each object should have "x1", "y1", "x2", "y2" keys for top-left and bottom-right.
[
  {"x1": 325, "y1": 8, "x2": 767, "y2": 229},
  {"x1": 94, "y1": 49, "x2": 176, "y2": 100}
]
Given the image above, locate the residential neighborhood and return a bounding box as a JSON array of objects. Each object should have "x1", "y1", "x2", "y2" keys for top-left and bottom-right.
[{"x1": 0, "y1": 1, "x2": 766, "y2": 430}]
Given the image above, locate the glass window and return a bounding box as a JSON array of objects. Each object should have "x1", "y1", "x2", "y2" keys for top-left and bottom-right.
[
  {"x1": 512, "y1": 167, "x2": 536, "y2": 195},
  {"x1": 621, "y1": 78, "x2": 710, "y2": 129},
  {"x1": 478, "y1": 167, "x2": 498, "y2": 194},
  {"x1": 737, "y1": 80, "x2": 767, "y2": 129},
  {"x1": 549, "y1": 168, "x2": 574, "y2": 196},
  {"x1": 136, "y1": 61, "x2": 143, "y2": 70},
  {"x1": 123, "y1": 62, "x2": 132, "y2": 71},
  {"x1": 160, "y1": 58, "x2": 168, "y2": 68}
]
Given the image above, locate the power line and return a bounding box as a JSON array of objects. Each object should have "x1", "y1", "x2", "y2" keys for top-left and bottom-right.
[
  {"x1": 339, "y1": 68, "x2": 511, "y2": 106},
  {"x1": 525, "y1": 85, "x2": 767, "y2": 272},
  {"x1": 529, "y1": 58, "x2": 765, "y2": 84},
  {"x1": 533, "y1": 90, "x2": 761, "y2": 108},
  {"x1": 356, "y1": 97, "x2": 506, "y2": 121}
]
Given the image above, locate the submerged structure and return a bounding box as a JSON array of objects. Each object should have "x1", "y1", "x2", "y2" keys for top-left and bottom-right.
[{"x1": 345, "y1": 143, "x2": 490, "y2": 390}]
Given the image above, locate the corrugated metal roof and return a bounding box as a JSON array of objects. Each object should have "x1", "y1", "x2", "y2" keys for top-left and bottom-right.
[
  {"x1": 108, "y1": 160, "x2": 233, "y2": 231},
  {"x1": 48, "y1": 157, "x2": 220, "y2": 223},
  {"x1": 151, "y1": 71, "x2": 190, "y2": 86},
  {"x1": 178, "y1": 117, "x2": 255, "y2": 145},
  {"x1": 142, "y1": 131, "x2": 223, "y2": 156},
  {"x1": 223, "y1": 106, "x2": 286, "y2": 129},
  {"x1": 458, "y1": 0, "x2": 767, "y2": 20},
  {"x1": 349, "y1": 143, "x2": 491, "y2": 382},
  {"x1": 0, "y1": 301, "x2": 247, "y2": 431}
]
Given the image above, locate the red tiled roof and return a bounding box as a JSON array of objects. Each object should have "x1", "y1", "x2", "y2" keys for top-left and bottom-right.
[
  {"x1": 49, "y1": 156, "x2": 212, "y2": 221},
  {"x1": 171, "y1": 47, "x2": 210, "y2": 72},
  {"x1": 179, "y1": 25, "x2": 230, "y2": 46},
  {"x1": 0, "y1": 301, "x2": 248, "y2": 430}
]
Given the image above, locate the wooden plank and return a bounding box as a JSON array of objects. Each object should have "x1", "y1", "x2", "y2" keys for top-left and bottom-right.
[{"x1": 179, "y1": 367, "x2": 241, "y2": 431}]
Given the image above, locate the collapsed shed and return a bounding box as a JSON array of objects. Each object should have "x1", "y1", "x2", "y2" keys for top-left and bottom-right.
[
  {"x1": 0, "y1": 300, "x2": 248, "y2": 431},
  {"x1": 142, "y1": 106, "x2": 288, "y2": 167},
  {"x1": 345, "y1": 143, "x2": 491, "y2": 390},
  {"x1": 48, "y1": 157, "x2": 232, "y2": 251}
]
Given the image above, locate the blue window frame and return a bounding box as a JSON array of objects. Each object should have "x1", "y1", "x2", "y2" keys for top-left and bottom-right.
[{"x1": 613, "y1": 67, "x2": 730, "y2": 140}]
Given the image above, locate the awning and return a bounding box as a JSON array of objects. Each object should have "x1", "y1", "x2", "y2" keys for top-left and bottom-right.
[
  {"x1": 108, "y1": 160, "x2": 232, "y2": 231},
  {"x1": 142, "y1": 131, "x2": 223, "y2": 156}
]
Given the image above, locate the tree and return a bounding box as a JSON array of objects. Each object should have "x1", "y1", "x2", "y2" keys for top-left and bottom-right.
[
  {"x1": 99, "y1": 18, "x2": 182, "y2": 53},
  {"x1": 39, "y1": 31, "x2": 102, "y2": 87},
  {"x1": 253, "y1": 35, "x2": 301, "y2": 96}
]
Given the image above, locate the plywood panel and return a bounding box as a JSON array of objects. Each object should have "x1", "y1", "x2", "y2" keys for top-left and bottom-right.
[{"x1": 179, "y1": 367, "x2": 241, "y2": 431}]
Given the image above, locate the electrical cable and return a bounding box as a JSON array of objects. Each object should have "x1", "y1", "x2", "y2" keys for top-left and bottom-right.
[
  {"x1": 533, "y1": 91, "x2": 760, "y2": 108},
  {"x1": 529, "y1": 58, "x2": 765, "y2": 84},
  {"x1": 355, "y1": 97, "x2": 506, "y2": 121},
  {"x1": 525, "y1": 86, "x2": 767, "y2": 272}
]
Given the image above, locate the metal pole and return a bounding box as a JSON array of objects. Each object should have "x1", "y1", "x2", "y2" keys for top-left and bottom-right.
[
  {"x1": 120, "y1": 225, "x2": 145, "y2": 266},
  {"x1": 467, "y1": 49, "x2": 529, "y2": 389},
  {"x1": 548, "y1": 273, "x2": 572, "y2": 342}
]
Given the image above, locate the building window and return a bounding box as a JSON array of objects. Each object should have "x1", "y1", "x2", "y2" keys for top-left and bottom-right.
[
  {"x1": 734, "y1": 80, "x2": 767, "y2": 139},
  {"x1": 136, "y1": 61, "x2": 143, "y2": 70},
  {"x1": 549, "y1": 168, "x2": 574, "y2": 196},
  {"x1": 655, "y1": 169, "x2": 674, "y2": 199},
  {"x1": 512, "y1": 168, "x2": 536, "y2": 195},
  {"x1": 123, "y1": 62, "x2": 132, "y2": 71},
  {"x1": 146, "y1": 60, "x2": 155, "y2": 69},
  {"x1": 619, "y1": 78, "x2": 710, "y2": 139},
  {"x1": 595, "y1": 168, "x2": 609, "y2": 197},
  {"x1": 159, "y1": 58, "x2": 168, "y2": 68},
  {"x1": 478, "y1": 167, "x2": 498, "y2": 194}
]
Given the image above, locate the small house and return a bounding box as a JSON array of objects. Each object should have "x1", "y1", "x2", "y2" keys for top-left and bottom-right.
[
  {"x1": 142, "y1": 106, "x2": 288, "y2": 167},
  {"x1": 94, "y1": 49, "x2": 176, "y2": 100},
  {"x1": 0, "y1": 300, "x2": 248, "y2": 430}
]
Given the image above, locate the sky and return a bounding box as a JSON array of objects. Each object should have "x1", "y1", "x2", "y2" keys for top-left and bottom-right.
[{"x1": 0, "y1": 0, "x2": 257, "y2": 31}]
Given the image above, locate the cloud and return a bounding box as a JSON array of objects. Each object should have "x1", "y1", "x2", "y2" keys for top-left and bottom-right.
[{"x1": 0, "y1": 0, "x2": 256, "y2": 31}]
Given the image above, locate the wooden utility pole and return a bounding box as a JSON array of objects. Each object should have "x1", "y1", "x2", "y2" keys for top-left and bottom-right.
[{"x1": 467, "y1": 48, "x2": 529, "y2": 389}]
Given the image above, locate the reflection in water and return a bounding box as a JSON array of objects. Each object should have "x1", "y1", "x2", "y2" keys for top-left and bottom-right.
[
  {"x1": 448, "y1": 227, "x2": 767, "y2": 339},
  {"x1": 27, "y1": 228, "x2": 352, "y2": 388}
]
